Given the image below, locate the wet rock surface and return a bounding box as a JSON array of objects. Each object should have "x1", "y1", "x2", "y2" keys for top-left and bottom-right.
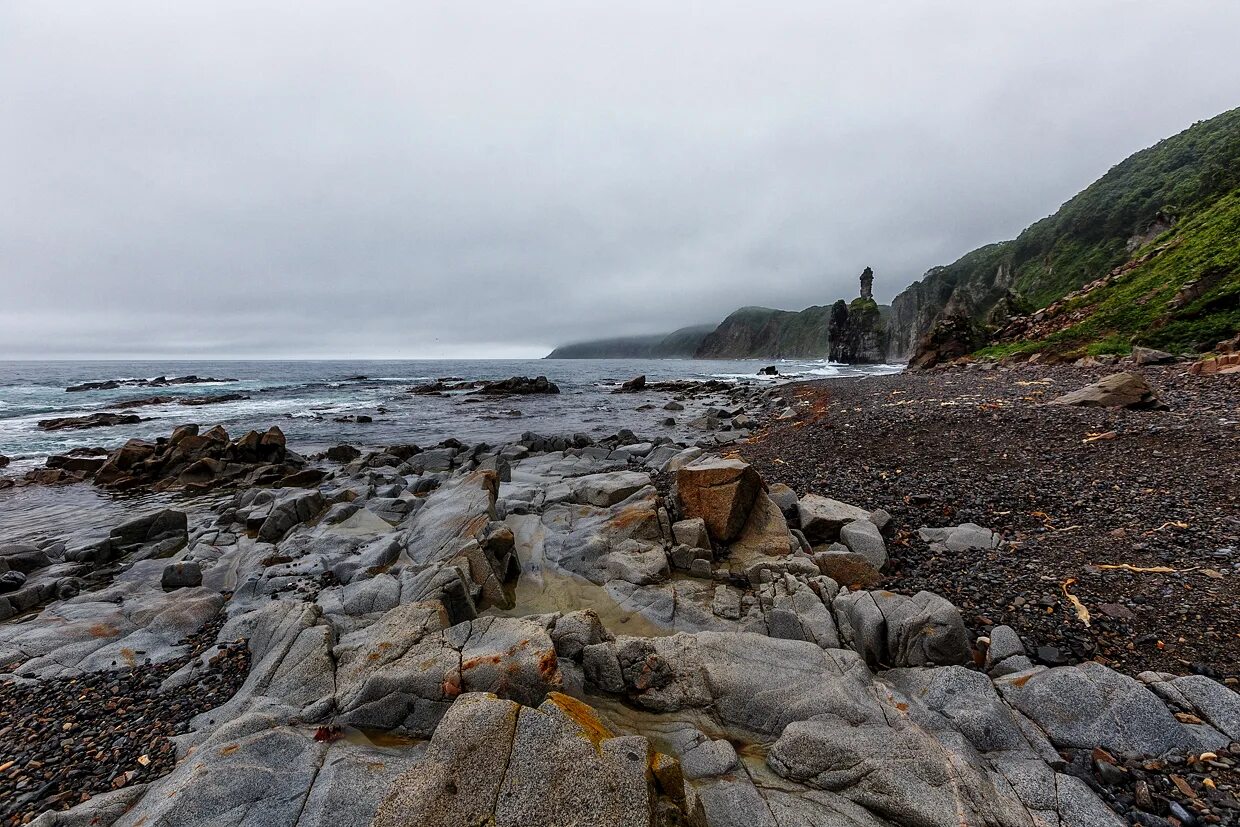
[
  {"x1": 2, "y1": 383, "x2": 1238, "y2": 826},
  {"x1": 37, "y1": 413, "x2": 143, "y2": 432},
  {"x1": 65, "y1": 376, "x2": 238, "y2": 393}
]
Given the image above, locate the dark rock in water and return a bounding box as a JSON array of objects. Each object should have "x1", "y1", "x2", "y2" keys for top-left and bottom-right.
[
  {"x1": 1052, "y1": 372, "x2": 1167, "y2": 410},
  {"x1": 180, "y1": 393, "x2": 248, "y2": 407},
  {"x1": 0, "y1": 570, "x2": 27, "y2": 593},
  {"x1": 65, "y1": 379, "x2": 121, "y2": 392},
  {"x1": 0, "y1": 454, "x2": 9, "y2": 468},
  {"x1": 112, "y1": 393, "x2": 249, "y2": 408},
  {"x1": 65, "y1": 375, "x2": 236, "y2": 392},
  {"x1": 326, "y1": 444, "x2": 361, "y2": 463},
  {"x1": 618, "y1": 375, "x2": 646, "y2": 392},
  {"x1": 37, "y1": 412, "x2": 142, "y2": 431},
  {"x1": 356, "y1": 414, "x2": 373, "y2": 423},
  {"x1": 22, "y1": 467, "x2": 87, "y2": 485},
  {"x1": 475, "y1": 376, "x2": 560, "y2": 395},
  {"x1": 758, "y1": 365, "x2": 780, "y2": 376}
]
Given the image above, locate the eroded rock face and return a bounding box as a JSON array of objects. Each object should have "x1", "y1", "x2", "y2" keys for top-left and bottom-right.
[{"x1": 676, "y1": 457, "x2": 763, "y2": 543}]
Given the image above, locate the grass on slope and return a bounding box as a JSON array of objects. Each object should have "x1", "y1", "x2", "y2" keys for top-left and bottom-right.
[
  {"x1": 977, "y1": 187, "x2": 1240, "y2": 360},
  {"x1": 1010, "y1": 108, "x2": 1240, "y2": 308}
]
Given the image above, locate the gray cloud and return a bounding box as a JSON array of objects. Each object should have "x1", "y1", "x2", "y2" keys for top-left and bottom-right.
[{"x1": 3, "y1": 1, "x2": 1238, "y2": 358}]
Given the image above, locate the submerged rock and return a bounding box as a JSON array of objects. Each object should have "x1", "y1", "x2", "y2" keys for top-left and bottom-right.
[{"x1": 37, "y1": 412, "x2": 142, "y2": 431}]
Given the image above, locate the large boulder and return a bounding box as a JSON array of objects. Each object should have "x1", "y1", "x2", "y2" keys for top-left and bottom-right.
[
  {"x1": 1051, "y1": 372, "x2": 1166, "y2": 409},
  {"x1": 767, "y1": 716, "x2": 1037, "y2": 827},
  {"x1": 727, "y1": 490, "x2": 795, "y2": 564},
  {"x1": 676, "y1": 457, "x2": 763, "y2": 543},
  {"x1": 833, "y1": 589, "x2": 970, "y2": 669},
  {"x1": 917, "y1": 523, "x2": 1001, "y2": 552},
  {"x1": 257, "y1": 490, "x2": 326, "y2": 542},
  {"x1": 334, "y1": 612, "x2": 561, "y2": 735},
  {"x1": 0, "y1": 543, "x2": 53, "y2": 574},
  {"x1": 1132, "y1": 346, "x2": 1175, "y2": 365},
  {"x1": 796, "y1": 494, "x2": 869, "y2": 543},
  {"x1": 161, "y1": 561, "x2": 203, "y2": 589}
]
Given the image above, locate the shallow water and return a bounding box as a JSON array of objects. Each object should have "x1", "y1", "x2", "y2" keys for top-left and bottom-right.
[{"x1": 0, "y1": 358, "x2": 901, "y2": 543}]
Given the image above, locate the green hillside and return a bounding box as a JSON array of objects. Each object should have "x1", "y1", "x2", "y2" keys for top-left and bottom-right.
[
  {"x1": 980, "y1": 187, "x2": 1240, "y2": 359},
  {"x1": 892, "y1": 106, "x2": 1240, "y2": 361}
]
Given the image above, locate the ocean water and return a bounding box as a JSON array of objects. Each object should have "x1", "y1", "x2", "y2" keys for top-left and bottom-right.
[{"x1": 0, "y1": 358, "x2": 901, "y2": 542}]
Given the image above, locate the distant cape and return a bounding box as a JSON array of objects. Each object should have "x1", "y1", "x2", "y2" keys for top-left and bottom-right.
[
  {"x1": 545, "y1": 301, "x2": 893, "y2": 363},
  {"x1": 545, "y1": 325, "x2": 715, "y2": 359}
]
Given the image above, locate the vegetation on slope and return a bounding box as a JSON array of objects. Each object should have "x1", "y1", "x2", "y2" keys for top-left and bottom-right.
[
  {"x1": 894, "y1": 106, "x2": 1240, "y2": 359},
  {"x1": 545, "y1": 325, "x2": 715, "y2": 359},
  {"x1": 1010, "y1": 108, "x2": 1240, "y2": 307},
  {"x1": 694, "y1": 306, "x2": 833, "y2": 359},
  {"x1": 977, "y1": 187, "x2": 1240, "y2": 359}
]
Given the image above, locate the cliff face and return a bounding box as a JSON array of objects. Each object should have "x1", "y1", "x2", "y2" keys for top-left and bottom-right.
[
  {"x1": 887, "y1": 106, "x2": 1240, "y2": 363},
  {"x1": 828, "y1": 298, "x2": 891, "y2": 363},
  {"x1": 546, "y1": 325, "x2": 714, "y2": 359},
  {"x1": 550, "y1": 299, "x2": 897, "y2": 363},
  {"x1": 693, "y1": 306, "x2": 832, "y2": 359}
]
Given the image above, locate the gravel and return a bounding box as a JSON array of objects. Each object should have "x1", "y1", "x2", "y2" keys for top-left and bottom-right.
[
  {"x1": 0, "y1": 609, "x2": 250, "y2": 825},
  {"x1": 742, "y1": 363, "x2": 1239, "y2": 683}
]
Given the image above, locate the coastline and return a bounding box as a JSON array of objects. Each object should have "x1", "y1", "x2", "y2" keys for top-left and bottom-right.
[{"x1": 1, "y1": 362, "x2": 1237, "y2": 825}]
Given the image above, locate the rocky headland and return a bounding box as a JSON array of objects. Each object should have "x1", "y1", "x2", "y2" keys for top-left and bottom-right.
[
  {"x1": 2, "y1": 362, "x2": 1237, "y2": 826},
  {"x1": 548, "y1": 270, "x2": 895, "y2": 363}
]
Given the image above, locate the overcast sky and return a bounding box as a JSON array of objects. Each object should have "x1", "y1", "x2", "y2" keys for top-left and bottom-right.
[{"x1": 2, "y1": 2, "x2": 1238, "y2": 359}]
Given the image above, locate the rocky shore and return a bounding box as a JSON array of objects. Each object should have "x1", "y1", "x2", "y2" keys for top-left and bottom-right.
[
  {"x1": 742, "y1": 362, "x2": 1239, "y2": 683},
  {"x1": 0, "y1": 365, "x2": 1237, "y2": 826}
]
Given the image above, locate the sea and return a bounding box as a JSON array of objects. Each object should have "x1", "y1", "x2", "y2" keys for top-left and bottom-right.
[{"x1": 0, "y1": 358, "x2": 901, "y2": 544}]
